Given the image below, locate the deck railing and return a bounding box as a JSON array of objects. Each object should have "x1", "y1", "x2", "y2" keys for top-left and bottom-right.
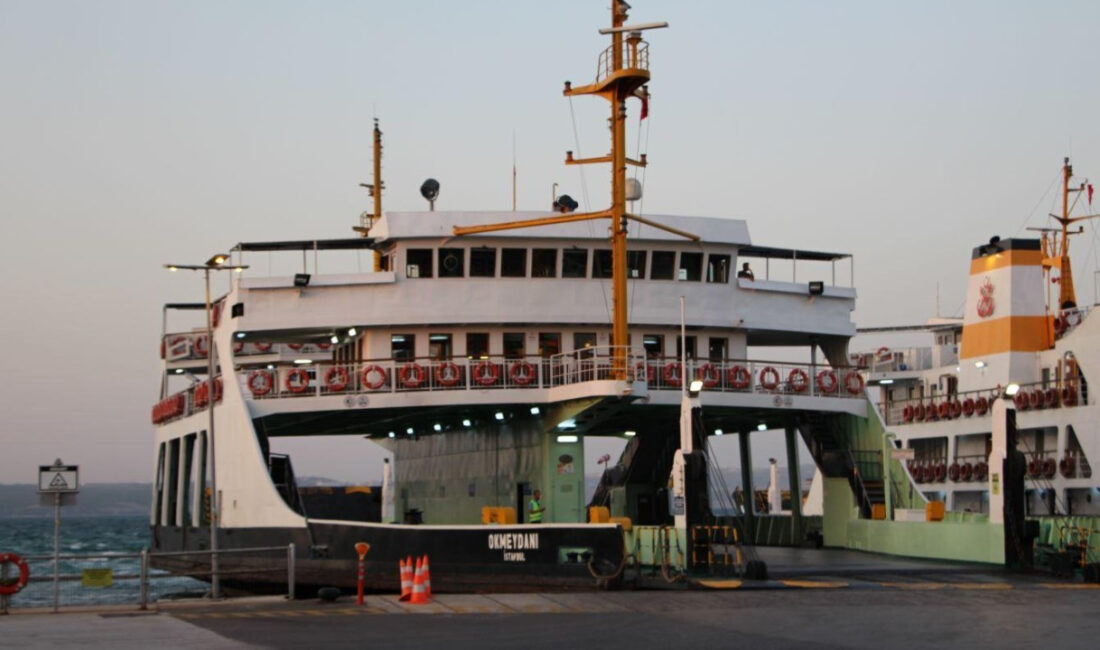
[
  {"x1": 883, "y1": 379, "x2": 1083, "y2": 426},
  {"x1": 595, "y1": 40, "x2": 649, "y2": 84}
]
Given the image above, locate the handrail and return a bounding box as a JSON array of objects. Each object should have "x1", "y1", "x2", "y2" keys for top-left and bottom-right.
[{"x1": 883, "y1": 379, "x2": 1083, "y2": 425}]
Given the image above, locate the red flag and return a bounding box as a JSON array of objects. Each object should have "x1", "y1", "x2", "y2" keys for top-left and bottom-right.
[
  {"x1": 639, "y1": 94, "x2": 649, "y2": 120},
  {"x1": 1088, "y1": 183, "x2": 1094, "y2": 205}
]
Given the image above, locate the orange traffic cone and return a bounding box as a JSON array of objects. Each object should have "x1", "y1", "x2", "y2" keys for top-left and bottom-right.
[
  {"x1": 398, "y1": 556, "x2": 414, "y2": 601},
  {"x1": 409, "y1": 558, "x2": 429, "y2": 604},
  {"x1": 420, "y1": 555, "x2": 432, "y2": 599}
]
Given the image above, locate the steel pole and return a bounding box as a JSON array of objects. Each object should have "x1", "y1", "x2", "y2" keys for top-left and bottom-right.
[
  {"x1": 205, "y1": 268, "x2": 220, "y2": 599},
  {"x1": 53, "y1": 492, "x2": 60, "y2": 613}
]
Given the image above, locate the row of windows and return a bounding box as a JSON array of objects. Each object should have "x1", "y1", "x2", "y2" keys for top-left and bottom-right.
[
  {"x1": 389, "y1": 331, "x2": 732, "y2": 361},
  {"x1": 403, "y1": 247, "x2": 733, "y2": 283}
]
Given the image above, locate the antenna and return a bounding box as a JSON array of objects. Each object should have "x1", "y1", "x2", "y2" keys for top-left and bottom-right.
[
  {"x1": 420, "y1": 178, "x2": 440, "y2": 211},
  {"x1": 512, "y1": 129, "x2": 517, "y2": 211}
]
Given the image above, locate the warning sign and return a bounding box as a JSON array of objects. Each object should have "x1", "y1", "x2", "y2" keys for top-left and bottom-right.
[
  {"x1": 82, "y1": 568, "x2": 113, "y2": 588},
  {"x1": 38, "y1": 461, "x2": 79, "y2": 494}
]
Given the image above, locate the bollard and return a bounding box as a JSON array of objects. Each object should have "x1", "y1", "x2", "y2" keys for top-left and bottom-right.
[
  {"x1": 354, "y1": 542, "x2": 370, "y2": 606},
  {"x1": 287, "y1": 543, "x2": 296, "y2": 600}
]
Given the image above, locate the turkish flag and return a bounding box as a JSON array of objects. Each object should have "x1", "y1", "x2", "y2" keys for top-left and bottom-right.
[
  {"x1": 1088, "y1": 183, "x2": 1094, "y2": 205},
  {"x1": 640, "y1": 94, "x2": 649, "y2": 120}
]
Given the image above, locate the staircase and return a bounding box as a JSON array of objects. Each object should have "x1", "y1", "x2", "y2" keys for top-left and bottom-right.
[{"x1": 797, "y1": 413, "x2": 881, "y2": 519}]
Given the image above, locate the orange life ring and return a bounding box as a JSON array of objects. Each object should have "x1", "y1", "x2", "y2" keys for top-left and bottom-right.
[
  {"x1": 473, "y1": 361, "x2": 499, "y2": 386},
  {"x1": 285, "y1": 368, "x2": 310, "y2": 393},
  {"x1": 788, "y1": 368, "x2": 809, "y2": 393},
  {"x1": 915, "y1": 403, "x2": 926, "y2": 422},
  {"x1": 1045, "y1": 388, "x2": 1059, "y2": 408},
  {"x1": 844, "y1": 371, "x2": 864, "y2": 395},
  {"x1": 759, "y1": 366, "x2": 780, "y2": 390},
  {"x1": 509, "y1": 360, "x2": 536, "y2": 386},
  {"x1": 902, "y1": 404, "x2": 914, "y2": 422},
  {"x1": 962, "y1": 398, "x2": 975, "y2": 417},
  {"x1": 324, "y1": 366, "x2": 350, "y2": 392},
  {"x1": 1014, "y1": 392, "x2": 1029, "y2": 411},
  {"x1": 1060, "y1": 455, "x2": 1076, "y2": 478},
  {"x1": 696, "y1": 363, "x2": 720, "y2": 388},
  {"x1": 254, "y1": 342, "x2": 273, "y2": 352},
  {"x1": 287, "y1": 343, "x2": 303, "y2": 351},
  {"x1": 194, "y1": 334, "x2": 209, "y2": 358},
  {"x1": 0, "y1": 552, "x2": 30, "y2": 596},
  {"x1": 816, "y1": 370, "x2": 838, "y2": 394},
  {"x1": 975, "y1": 396, "x2": 989, "y2": 416},
  {"x1": 727, "y1": 365, "x2": 750, "y2": 390},
  {"x1": 360, "y1": 364, "x2": 388, "y2": 390},
  {"x1": 399, "y1": 362, "x2": 426, "y2": 388},
  {"x1": 1042, "y1": 457, "x2": 1056, "y2": 479},
  {"x1": 1062, "y1": 385, "x2": 1078, "y2": 406},
  {"x1": 948, "y1": 463, "x2": 961, "y2": 482},
  {"x1": 875, "y1": 346, "x2": 890, "y2": 361},
  {"x1": 435, "y1": 361, "x2": 462, "y2": 387},
  {"x1": 974, "y1": 461, "x2": 988, "y2": 481},
  {"x1": 1029, "y1": 389, "x2": 1044, "y2": 410},
  {"x1": 248, "y1": 370, "x2": 273, "y2": 396},
  {"x1": 663, "y1": 362, "x2": 684, "y2": 387},
  {"x1": 937, "y1": 402, "x2": 950, "y2": 419},
  {"x1": 194, "y1": 382, "x2": 208, "y2": 408},
  {"x1": 317, "y1": 342, "x2": 332, "y2": 350},
  {"x1": 1027, "y1": 458, "x2": 1041, "y2": 477},
  {"x1": 934, "y1": 463, "x2": 947, "y2": 482},
  {"x1": 961, "y1": 462, "x2": 974, "y2": 482}
]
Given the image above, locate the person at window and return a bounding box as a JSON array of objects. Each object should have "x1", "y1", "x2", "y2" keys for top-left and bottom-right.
[
  {"x1": 528, "y1": 489, "x2": 545, "y2": 523},
  {"x1": 737, "y1": 262, "x2": 754, "y2": 280}
]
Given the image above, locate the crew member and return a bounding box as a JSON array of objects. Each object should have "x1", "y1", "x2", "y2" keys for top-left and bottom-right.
[
  {"x1": 737, "y1": 262, "x2": 754, "y2": 280},
  {"x1": 528, "y1": 489, "x2": 545, "y2": 524}
]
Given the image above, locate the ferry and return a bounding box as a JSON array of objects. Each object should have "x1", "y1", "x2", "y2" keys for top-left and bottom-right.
[
  {"x1": 149, "y1": 2, "x2": 900, "y2": 593},
  {"x1": 855, "y1": 158, "x2": 1099, "y2": 517}
]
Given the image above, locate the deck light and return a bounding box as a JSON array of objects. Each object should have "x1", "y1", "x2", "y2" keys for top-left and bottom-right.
[
  {"x1": 1004, "y1": 383, "x2": 1021, "y2": 397},
  {"x1": 330, "y1": 335, "x2": 339, "y2": 344},
  {"x1": 293, "y1": 359, "x2": 312, "y2": 365},
  {"x1": 166, "y1": 265, "x2": 178, "y2": 272},
  {"x1": 557, "y1": 418, "x2": 577, "y2": 430},
  {"x1": 406, "y1": 427, "x2": 414, "y2": 435},
  {"x1": 757, "y1": 423, "x2": 768, "y2": 431},
  {"x1": 347, "y1": 328, "x2": 357, "y2": 336},
  {"x1": 236, "y1": 332, "x2": 246, "y2": 339},
  {"x1": 879, "y1": 379, "x2": 894, "y2": 385},
  {"x1": 388, "y1": 431, "x2": 395, "y2": 438},
  {"x1": 530, "y1": 407, "x2": 540, "y2": 415},
  {"x1": 494, "y1": 412, "x2": 505, "y2": 421},
  {"x1": 174, "y1": 368, "x2": 184, "y2": 374},
  {"x1": 206, "y1": 254, "x2": 229, "y2": 267},
  {"x1": 975, "y1": 361, "x2": 987, "y2": 369},
  {"x1": 556, "y1": 435, "x2": 579, "y2": 443},
  {"x1": 433, "y1": 423, "x2": 442, "y2": 432},
  {"x1": 714, "y1": 429, "x2": 724, "y2": 436},
  {"x1": 688, "y1": 379, "x2": 703, "y2": 396},
  {"x1": 462, "y1": 419, "x2": 472, "y2": 427},
  {"x1": 624, "y1": 430, "x2": 636, "y2": 437},
  {"x1": 266, "y1": 364, "x2": 275, "y2": 369}
]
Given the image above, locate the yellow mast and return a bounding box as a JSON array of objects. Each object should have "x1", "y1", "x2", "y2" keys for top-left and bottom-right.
[
  {"x1": 353, "y1": 119, "x2": 385, "y2": 271},
  {"x1": 1043, "y1": 157, "x2": 1099, "y2": 309},
  {"x1": 454, "y1": 2, "x2": 681, "y2": 379}
]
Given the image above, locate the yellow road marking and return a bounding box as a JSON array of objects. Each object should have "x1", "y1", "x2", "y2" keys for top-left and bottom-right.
[
  {"x1": 878, "y1": 582, "x2": 946, "y2": 590},
  {"x1": 1038, "y1": 583, "x2": 1100, "y2": 589},
  {"x1": 780, "y1": 580, "x2": 848, "y2": 589},
  {"x1": 696, "y1": 579, "x2": 742, "y2": 589}
]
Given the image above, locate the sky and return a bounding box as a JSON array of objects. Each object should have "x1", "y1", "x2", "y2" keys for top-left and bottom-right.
[{"x1": 2, "y1": 0, "x2": 1099, "y2": 485}]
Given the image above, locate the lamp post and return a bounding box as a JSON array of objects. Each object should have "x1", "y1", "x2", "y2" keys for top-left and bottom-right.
[{"x1": 165, "y1": 254, "x2": 247, "y2": 599}]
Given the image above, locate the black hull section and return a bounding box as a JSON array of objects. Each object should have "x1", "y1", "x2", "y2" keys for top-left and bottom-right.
[{"x1": 151, "y1": 521, "x2": 624, "y2": 593}]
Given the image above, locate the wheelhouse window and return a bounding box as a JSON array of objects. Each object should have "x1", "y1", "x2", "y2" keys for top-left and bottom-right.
[
  {"x1": 406, "y1": 249, "x2": 433, "y2": 278},
  {"x1": 531, "y1": 248, "x2": 557, "y2": 278},
  {"x1": 501, "y1": 248, "x2": 527, "y2": 277},
  {"x1": 593, "y1": 249, "x2": 613, "y2": 278},
  {"x1": 429, "y1": 334, "x2": 453, "y2": 359},
  {"x1": 643, "y1": 334, "x2": 664, "y2": 359},
  {"x1": 391, "y1": 334, "x2": 415, "y2": 360},
  {"x1": 438, "y1": 248, "x2": 465, "y2": 278},
  {"x1": 538, "y1": 332, "x2": 561, "y2": 357},
  {"x1": 470, "y1": 248, "x2": 496, "y2": 277},
  {"x1": 678, "y1": 252, "x2": 703, "y2": 281},
  {"x1": 651, "y1": 251, "x2": 675, "y2": 279},
  {"x1": 562, "y1": 249, "x2": 588, "y2": 278},
  {"x1": 707, "y1": 254, "x2": 731, "y2": 283},
  {"x1": 503, "y1": 332, "x2": 526, "y2": 358},
  {"x1": 466, "y1": 333, "x2": 489, "y2": 358},
  {"x1": 627, "y1": 251, "x2": 647, "y2": 279}
]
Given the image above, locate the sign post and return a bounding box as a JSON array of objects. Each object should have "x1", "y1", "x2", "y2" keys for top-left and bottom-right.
[
  {"x1": 38, "y1": 459, "x2": 79, "y2": 613},
  {"x1": 354, "y1": 542, "x2": 370, "y2": 605}
]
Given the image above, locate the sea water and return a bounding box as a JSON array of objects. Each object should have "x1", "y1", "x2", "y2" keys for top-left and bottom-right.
[{"x1": 0, "y1": 516, "x2": 206, "y2": 608}]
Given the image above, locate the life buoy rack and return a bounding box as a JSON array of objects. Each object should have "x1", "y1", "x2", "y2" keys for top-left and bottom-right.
[
  {"x1": 324, "y1": 366, "x2": 350, "y2": 392},
  {"x1": 360, "y1": 364, "x2": 388, "y2": 390},
  {"x1": 816, "y1": 370, "x2": 838, "y2": 395},
  {"x1": 193, "y1": 334, "x2": 209, "y2": 358},
  {"x1": 1042, "y1": 457, "x2": 1057, "y2": 479},
  {"x1": 975, "y1": 396, "x2": 989, "y2": 416},
  {"x1": 248, "y1": 370, "x2": 273, "y2": 397},
  {"x1": 696, "y1": 363, "x2": 720, "y2": 388},
  {"x1": 663, "y1": 362, "x2": 684, "y2": 387},
  {"x1": 844, "y1": 370, "x2": 864, "y2": 395},
  {"x1": 399, "y1": 362, "x2": 427, "y2": 388},
  {"x1": 473, "y1": 360, "x2": 500, "y2": 386},
  {"x1": 962, "y1": 398, "x2": 975, "y2": 417},
  {"x1": 788, "y1": 368, "x2": 809, "y2": 393},
  {"x1": 435, "y1": 361, "x2": 462, "y2": 387},
  {"x1": 948, "y1": 463, "x2": 961, "y2": 482},
  {"x1": 974, "y1": 461, "x2": 989, "y2": 481},
  {"x1": 0, "y1": 552, "x2": 30, "y2": 596},
  {"x1": 1060, "y1": 455, "x2": 1076, "y2": 478},
  {"x1": 285, "y1": 368, "x2": 311, "y2": 393},
  {"x1": 509, "y1": 360, "x2": 536, "y2": 386},
  {"x1": 759, "y1": 366, "x2": 780, "y2": 391},
  {"x1": 901, "y1": 404, "x2": 914, "y2": 423},
  {"x1": 960, "y1": 462, "x2": 974, "y2": 482},
  {"x1": 727, "y1": 365, "x2": 751, "y2": 390}
]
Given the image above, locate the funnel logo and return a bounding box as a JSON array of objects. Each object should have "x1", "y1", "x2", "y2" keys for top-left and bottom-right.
[{"x1": 977, "y1": 277, "x2": 995, "y2": 318}]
